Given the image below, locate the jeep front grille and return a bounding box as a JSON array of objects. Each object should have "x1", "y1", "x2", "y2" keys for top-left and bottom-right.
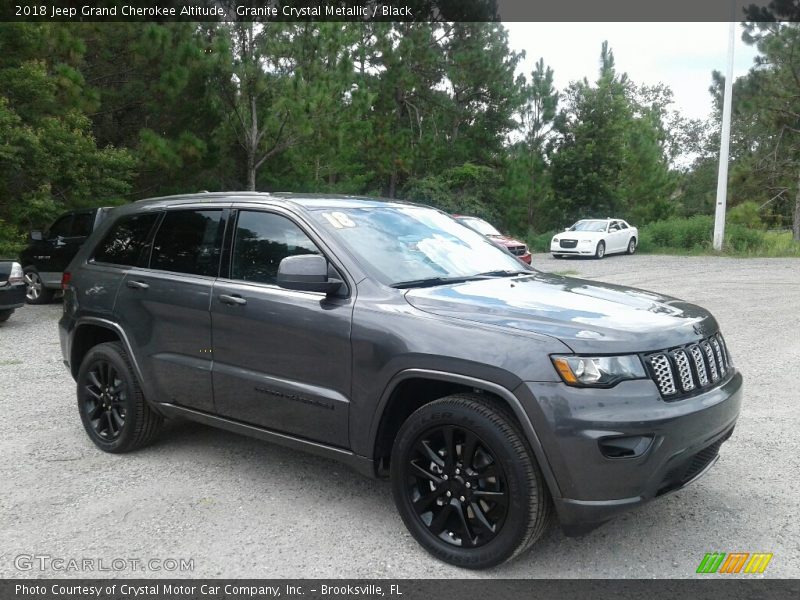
[{"x1": 646, "y1": 333, "x2": 731, "y2": 400}]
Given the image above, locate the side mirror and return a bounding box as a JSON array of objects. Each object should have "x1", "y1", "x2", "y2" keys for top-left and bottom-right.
[
  {"x1": 277, "y1": 255, "x2": 343, "y2": 295},
  {"x1": 564, "y1": 227, "x2": 570, "y2": 232},
  {"x1": 30, "y1": 230, "x2": 43, "y2": 241}
]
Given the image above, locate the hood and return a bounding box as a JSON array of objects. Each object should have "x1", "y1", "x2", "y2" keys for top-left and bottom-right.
[
  {"x1": 488, "y1": 234, "x2": 527, "y2": 249},
  {"x1": 404, "y1": 272, "x2": 718, "y2": 354},
  {"x1": 555, "y1": 230, "x2": 603, "y2": 241}
]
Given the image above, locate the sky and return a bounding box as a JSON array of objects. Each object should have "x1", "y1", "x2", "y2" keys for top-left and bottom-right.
[{"x1": 504, "y1": 23, "x2": 760, "y2": 122}]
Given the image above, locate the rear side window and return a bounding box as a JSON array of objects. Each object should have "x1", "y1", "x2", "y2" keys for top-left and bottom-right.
[
  {"x1": 92, "y1": 213, "x2": 160, "y2": 266},
  {"x1": 71, "y1": 212, "x2": 95, "y2": 237},
  {"x1": 47, "y1": 215, "x2": 72, "y2": 238},
  {"x1": 232, "y1": 211, "x2": 320, "y2": 285},
  {"x1": 150, "y1": 210, "x2": 224, "y2": 277}
]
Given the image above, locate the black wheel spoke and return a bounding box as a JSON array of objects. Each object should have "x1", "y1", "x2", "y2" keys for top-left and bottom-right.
[
  {"x1": 460, "y1": 431, "x2": 479, "y2": 470},
  {"x1": 469, "y1": 501, "x2": 496, "y2": 534},
  {"x1": 472, "y1": 490, "x2": 507, "y2": 507},
  {"x1": 454, "y1": 501, "x2": 476, "y2": 546},
  {"x1": 413, "y1": 488, "x2": 441, "y2": 514},
  {"x1": 428, "y1": 503, "x2": 453, "y2": 535},
  {"x1": 409, "y1": 460, "x2": 442, "y2": 485},
  {"x1": 88, "y1": 370, "x2": 103, "y2": 390},
  {"x1": 110, "y1": 407, "x2": 125, "y2": 430},
  {"x1": 416, "y1": 440, "x2": 444, "y2": 468},
  {"x1": 442, "y1": 426, "x2": 456, "y2": 468},
  {"x1": 87, "y1": 401, "x2": 103, "y2": 420},
  {"x1": 85, "y1": 386, "x2": 101, "y2": 401}
]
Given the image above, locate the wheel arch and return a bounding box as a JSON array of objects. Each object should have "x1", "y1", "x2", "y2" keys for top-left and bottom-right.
[{"x1": 369, "y1": 369, "x2": 562, "y2": 498}]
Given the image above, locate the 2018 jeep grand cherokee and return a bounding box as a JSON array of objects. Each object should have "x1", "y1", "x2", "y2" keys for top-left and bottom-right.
[{"x1": 59, "y1": 193, "x2": 742, "y2": 569}]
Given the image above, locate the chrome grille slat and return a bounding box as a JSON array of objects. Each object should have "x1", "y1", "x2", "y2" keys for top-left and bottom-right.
[
  {"x1": 702, "y1": 341, "x2": 719, "y2": 381},
  {"x1": 690, "y1": 345, "x2": 708, "y2": 385},
  {"x1": 647, "y1": 333, "x2": 731, "y2": 400},
  {"x1": 710, "y1": 337, "x2": 726, "y2": 375},
  {"x1": 672, "y1": 350, "x2": 695, "y2": 392},
  {"x1": 650, "y1": 354, "x2": 677, "y2": 395}
]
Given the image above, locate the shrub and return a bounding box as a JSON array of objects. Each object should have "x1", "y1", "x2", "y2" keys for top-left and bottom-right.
[
  {"x1": 639, "y1": 216, "x2": 713, "y2": 251},
  {"x1": 728, "y1": 201, "x2": 763, "y2": 230}
]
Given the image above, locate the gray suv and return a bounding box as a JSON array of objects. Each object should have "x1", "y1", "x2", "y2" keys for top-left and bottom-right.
[{"x1": 59, "y1": 193, "x2": 742, "y2": 569}]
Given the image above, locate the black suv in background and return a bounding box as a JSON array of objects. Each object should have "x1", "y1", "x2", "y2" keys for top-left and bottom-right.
[
  {"x1": 59, "y1": 193, "x2": 742, "y2": 568},
  {"x1": 19, "y1": 207, "x2": 110, "y2": 304}
]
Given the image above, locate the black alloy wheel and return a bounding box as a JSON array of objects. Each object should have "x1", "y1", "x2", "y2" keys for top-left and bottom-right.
[
  {"x1": 391, "y1": 394, "x2": 552, "y2": 568},
  {"x1": 82, "y1": 359, "x2": 127, "y2": 441},
  {"x1": 77, "y1": 342, "x2": 162, "y2": 453},
  {"x1": 403, "y1": 424, "x2": 509, "y2": 549}
]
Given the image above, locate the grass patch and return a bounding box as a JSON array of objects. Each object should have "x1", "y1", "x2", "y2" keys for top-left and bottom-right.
[
  {"x1": 552, "y1": 269, "x2": 580, "y2": 276},
  {"x1": 0, "y1": 359, "x2": 22, "y2": 366}
]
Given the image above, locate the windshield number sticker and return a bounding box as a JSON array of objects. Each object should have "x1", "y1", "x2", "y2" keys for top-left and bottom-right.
[{"x1": 323, "y1": 212, "x2": 356, "y2": 229}]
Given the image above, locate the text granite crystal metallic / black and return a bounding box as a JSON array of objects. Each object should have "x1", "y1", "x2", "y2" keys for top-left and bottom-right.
[{"x1": 57, "y1": 192, "x2": 742, "y2": 569}]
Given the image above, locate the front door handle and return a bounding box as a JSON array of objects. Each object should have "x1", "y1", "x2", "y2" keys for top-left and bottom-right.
[
  {"x1": 126, "y1": 280, "x2": 149, "y2": 290},
  {"x1": 219, "y1": 294, "x2": 247, "y2": 306}
]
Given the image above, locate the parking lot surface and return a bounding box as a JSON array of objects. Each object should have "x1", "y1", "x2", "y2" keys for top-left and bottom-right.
[{"x1": 1, "y1": 253, "x2": 798, "y2": 578}]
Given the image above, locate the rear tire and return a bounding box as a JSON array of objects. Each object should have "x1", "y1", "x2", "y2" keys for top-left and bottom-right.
[
  {"x1": 594, "y1": 241, "x2": 605, "y2": 259},
  {"x1": 390, "y1": 394, "x2": 552, "y2": 569},
  {"x1": 0, "y1": 309, "x2": 13, "y2": 322},
  {"x1": 552, "y1": 254, "x2": 563, "y2": 259},
  {"x1": 627, "y1": 237, "x2": 637, "y2": 255},
  {"x1": 23, "y1": 267, "x2": 54, "y2": 304},
  {"x1": 77, "y1": 342, "x2": 163, "y2": 453}
]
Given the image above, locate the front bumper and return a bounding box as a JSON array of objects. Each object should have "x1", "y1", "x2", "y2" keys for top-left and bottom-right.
[
  {"x1": 518, "y1": 370, "x2": 743, "y2": 535},
  {"x1": 0, "y1": 282, "x2": 26, "y2": 310},
  {"x1": 550, "y1": 241, "x2": 595, "y2": 255}
]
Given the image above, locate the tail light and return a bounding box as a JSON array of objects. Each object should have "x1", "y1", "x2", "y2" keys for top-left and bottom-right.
[
  {"x1": 8, "y1": 262, "x2": 23, "y2": 285},
  {"x1": 61, "y1": 272, "x2": 71, "y2": 289}
]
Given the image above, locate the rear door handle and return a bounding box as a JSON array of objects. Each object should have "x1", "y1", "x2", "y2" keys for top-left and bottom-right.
[
  {"x1": 219, "y1": 294, "x2": 246, "y2": 306},
  {"x1": 126, "y1": 280, "x2": 149, "y2": 290}
]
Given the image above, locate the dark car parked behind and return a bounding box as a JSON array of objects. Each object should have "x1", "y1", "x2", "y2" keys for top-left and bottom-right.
[
  {"x1": 19, "y1": 207, "x2": 110, "y2": 304},
  {"x1": 59, "y1": 193, "x2": 742, "y2": 569}
]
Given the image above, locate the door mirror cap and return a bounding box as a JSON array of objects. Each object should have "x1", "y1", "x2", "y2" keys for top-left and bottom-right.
[
  {"x1": 29, "y1": 230, "x2": 43, "y2": 241},
  {"x1": 277, "y1": 255, "x2": 343, "y2": 295}
]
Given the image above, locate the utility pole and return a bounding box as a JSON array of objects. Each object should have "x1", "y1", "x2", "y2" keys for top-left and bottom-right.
[{"x1": 713, "y1": 20, "x2": 736, "y2": 251}]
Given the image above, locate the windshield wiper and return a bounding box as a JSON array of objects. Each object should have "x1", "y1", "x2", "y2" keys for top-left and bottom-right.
[
  {"x1": 473, "y1": 269, "x2": 532, "y2": 278},
  {"x1": 391, "y1": 276, "x2": 482, "y2": 289},
  {"x1": 391, "y1": 270, "x2": 531, "y2": 289}
]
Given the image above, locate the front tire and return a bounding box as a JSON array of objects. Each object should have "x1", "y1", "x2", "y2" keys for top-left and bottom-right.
[
  {"x1": 594, "y1": 241, "x2": 606, "y2": 259},
  {"x1": 23, "y1": 267, "x2": 54, "y2": 304},
  {"x1": 552, "y1": 254, "x2": 564, "y2": 259},
  {"x1": 627, "y1": 237, "x2": 637, "y2": 255},
  {"x1": 390, "y1": 394, "x2": 551, "y2": 569},
  {"x1": 77, "y1": 342, "x2": 163, "y2": 453}
]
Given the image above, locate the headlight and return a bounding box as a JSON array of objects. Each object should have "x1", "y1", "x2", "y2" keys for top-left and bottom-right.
[
  {"x1": 552, "y1": 237, "x2": 559, "y2": 243},
  {"x1": 551, "y1": 355, "x2": 646, "y2": 387}
]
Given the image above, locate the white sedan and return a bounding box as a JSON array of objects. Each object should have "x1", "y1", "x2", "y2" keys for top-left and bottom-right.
[{"x1": 550, "y1": 218, "x2": 638, "y2": 259}]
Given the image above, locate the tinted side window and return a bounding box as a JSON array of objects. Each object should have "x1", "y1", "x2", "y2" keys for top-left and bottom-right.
[
  {"x1": 620, "y1": 221, "x2": 629, "y2": 229},
  {"x1": 48, "y1": 215, "x2": 72, "y2": 238},
  {"x1": 150, "y1": 210, "x2": 224, "y2": 277},
  {"x1": 71, "y1": 212, "x2": 94, "y2": 237},
  {"x1": 232, "y1": 211, "x2": 320, "y2": 285},
  {"x1": 93, "y1": 213, "x2": 160, "y2": 266}
]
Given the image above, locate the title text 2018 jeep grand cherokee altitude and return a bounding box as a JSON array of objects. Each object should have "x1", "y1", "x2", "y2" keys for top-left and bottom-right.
[{"x1": 59, "y1": 193, "x2": 742, "y2": 569}]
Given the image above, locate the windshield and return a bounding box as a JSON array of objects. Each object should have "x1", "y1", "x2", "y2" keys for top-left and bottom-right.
[
  {"x1": 457, "y1": 217, "x2": 502, "y2": 237},
  {"x1": 570, "y1": 220, "x2": 608, "y2": 232},
  {"x1": 309, "y1": 206, "x2": 528, "y2": 287}
]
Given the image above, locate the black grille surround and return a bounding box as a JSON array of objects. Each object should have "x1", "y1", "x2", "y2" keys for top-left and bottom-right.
[
  {"x1": 644, "y1": 333, "x2": 732, "y2": 401},
  {"x1": 508, "y1": 245, "x2": 527, "y2": 256},
  {"x1": 559, "y1": 239, "x2": 578, "y2": 249}
]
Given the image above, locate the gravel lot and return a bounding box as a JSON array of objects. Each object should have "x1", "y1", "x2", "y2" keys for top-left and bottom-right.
[{"x1": 1, "y1": 254, "x2": 798, "y2": 579}]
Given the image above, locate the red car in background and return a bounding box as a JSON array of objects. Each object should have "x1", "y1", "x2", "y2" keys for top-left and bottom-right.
[{"x1": 453, "y1": 215, "x2": 532, "y2": 264}]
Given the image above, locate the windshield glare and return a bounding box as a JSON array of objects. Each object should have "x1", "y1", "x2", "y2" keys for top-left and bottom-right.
[
  {"x1": 458, "y1": 217, "x2": 501, "y2": 237},
  {"x1": 570, "y1": 220, "x2": 607, "y2": 232},
  {"x1": 310, "y1": 206, "x2": 527, "y2": 286}
]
